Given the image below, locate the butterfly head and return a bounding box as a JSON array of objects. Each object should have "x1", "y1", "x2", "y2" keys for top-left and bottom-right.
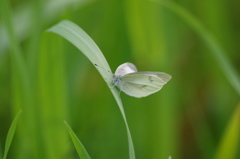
[{"x1": 112, "y1": 74, "x2": 122, "y2": 87}]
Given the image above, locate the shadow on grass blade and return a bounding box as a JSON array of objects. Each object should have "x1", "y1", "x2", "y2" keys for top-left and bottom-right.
[
  {"x1": 64, "y1": 121, "x2": 91, "y2": 159},
  {"x1": 48, "y1": 20, "x2": 135, "y2": 159},
  {"x1": 3, "y1": 110, "x2": 22, "y2": 159}
]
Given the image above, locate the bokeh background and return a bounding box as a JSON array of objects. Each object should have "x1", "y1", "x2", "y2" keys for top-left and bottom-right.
[{"x1": 0, "y1": 0, "x2": 239, "y2": 159}]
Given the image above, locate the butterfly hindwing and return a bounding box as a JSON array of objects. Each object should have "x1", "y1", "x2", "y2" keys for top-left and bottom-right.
[
  {"x1": 117, "y1": 72, "x2": 171, "y2": 98},
  {"x1": 118, "y1": 82, "x2": 163, "y2": 97}
]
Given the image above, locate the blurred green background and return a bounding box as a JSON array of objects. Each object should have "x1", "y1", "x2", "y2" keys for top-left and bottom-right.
[{"x1": 0, "y1": 0, "x2": 239, "y2": 159}]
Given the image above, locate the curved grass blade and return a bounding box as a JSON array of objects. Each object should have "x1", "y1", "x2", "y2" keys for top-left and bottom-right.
[
  {"x1": 48, "y1": 20, "x2": 135, "y2": 159},
  {"x1": 152, "y1": 0, "x2": 240, "y2": 96},
  {"x1": 64, "y1": 121, "x2": 91, "y2": 159},
  {"x1": 3, "y1": 110, "x2": 22, "y2": 159},
  {"x1": 215, "y1": 104, "x2": 240, "y2": 159}
]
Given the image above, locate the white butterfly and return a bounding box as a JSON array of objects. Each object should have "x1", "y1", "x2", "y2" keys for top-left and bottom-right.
[{"x1": 113, "y1": 62, "x2": 172, "y2": 98}]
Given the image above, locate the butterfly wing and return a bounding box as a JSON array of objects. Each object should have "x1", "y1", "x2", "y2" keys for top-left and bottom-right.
[
  {"x1": 117, "y1": 72, "x2": 171, "y2": 98},
  {"x1": 114, "y1": 62, "x2": 138, "y2": 76}
]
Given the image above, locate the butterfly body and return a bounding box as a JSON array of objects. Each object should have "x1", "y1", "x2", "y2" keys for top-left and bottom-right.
[{"x1": 113, "y1": 63, "x2": 171, "y2": 98}]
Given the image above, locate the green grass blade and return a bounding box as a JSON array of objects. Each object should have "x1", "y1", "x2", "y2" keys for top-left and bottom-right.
[
  {"x1": 215, "y1": 104, "x2": 240, "y2": 159},
  {"x1": 3, "y1": 110, "x2": 22, "y2": 159},
  {"x1": 48, "y1": 20, "x2": 135, "y2": 159},
  {"x1": 47, "y1": 20, "x2": 112, "y2": 79},
  {"x1": 0, "y1": 0, "x2": 28, "y2": 78},
  {"x1": 1, "y1": 0, "x2": 42, "y2": 157},
  {"x1": 123, "y1": 0, "x2": 167, "y2": 66},
  {"x1": 152, "y1": 0, "x2": 240, "y2": 96},
  {"x1": 64, "y1": 121, "x2": 91, "y2": 159}
]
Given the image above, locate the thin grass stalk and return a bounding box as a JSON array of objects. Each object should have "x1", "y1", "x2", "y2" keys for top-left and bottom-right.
[
  {"x1": 3, "y1": 110, "x2": 22, "y2": 159},
  {"x1": 153, "y1": 0, "x2": 240, "y2": 96},
  {"x1": 48, "y1": 20, "x2": 135, "y2": 159},
  {"x1": 64, "y1": 121, "x2": 91, "y2": 159},
  {"x1": 215, "y1": 104, "x2": 240, "y2": 159},
  {"x1": 38, "y1": 34, "x2": 69, "y2": 158},
  {"x1": 123, "y1": 0, "x2": 167, "y2": 66},
  {"x1": 0, "y1": 0, "x2": 41, "y2": 158}
]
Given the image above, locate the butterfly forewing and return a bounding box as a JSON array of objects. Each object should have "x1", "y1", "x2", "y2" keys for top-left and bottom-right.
[
  {"x1": 121, "y1": 72, "x2": 171, "y2": 86},
  {"x1": 134, "y1": 72, "x2": 172, "y2": 84}
]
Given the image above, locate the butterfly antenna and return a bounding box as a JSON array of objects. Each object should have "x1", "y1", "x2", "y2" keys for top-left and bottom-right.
[
  {"x1": 94, "y1": 63, "x2": 112, "y2": 74},
  {"x1": 94, "y1": 63, "x2": 114, "y2": 85}
]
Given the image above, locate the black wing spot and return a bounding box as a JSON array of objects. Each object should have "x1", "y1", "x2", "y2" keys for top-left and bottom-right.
[
  {"x1": 148, "y1": 76, "x2": 155, "y2": 83},
  {"x1": 141, "y1": 85, "x2": 147, "y2": 88}
]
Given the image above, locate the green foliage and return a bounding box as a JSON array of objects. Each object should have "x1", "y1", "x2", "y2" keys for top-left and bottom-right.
[
  {"x1": 64, "y1": 121, "x2": 91, "y2": 159},
  {"x1": 48, "y1": 20, "x2": 135, "y2": 159},
  {"x1": 215, "y1": 104, "x2": 240, "y2": 159},
  {"x1": 3, "y1": 110, "x2": 22, "y2": 159},
  {"x1": 0, "y1": 145, "x2": 2, "y2": 159},
  {"x1": 0, "y1": 0, "x2": 239, "y2": 158},
  {"x1": 153, "y1": 0, "x2": 240, "y2": 96}
]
